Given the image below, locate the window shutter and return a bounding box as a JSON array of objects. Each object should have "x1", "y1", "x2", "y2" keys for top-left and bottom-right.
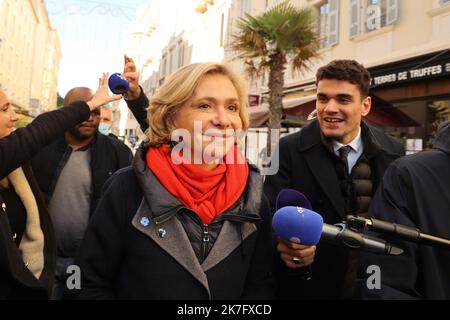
[
  {"x1": 386, "y1": 0, "x2": 398, "y2": 25},
  {"x1": 327, "y1": 0, "x2": 340, "y2": 46},
  {"x1": 349, "y1": 0, "x2": 361, "y2": 38}
]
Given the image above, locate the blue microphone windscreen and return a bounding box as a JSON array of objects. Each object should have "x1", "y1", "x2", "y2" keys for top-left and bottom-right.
[
  {"x1": 276, "y1": 189, "x2": 312, "y2": 210},
  {"x1": 272, "y1": 206, "x2": 323, "y2": 245},
  {"x1": 108, "y1": 73, "x2": 130, "y2": 94}
]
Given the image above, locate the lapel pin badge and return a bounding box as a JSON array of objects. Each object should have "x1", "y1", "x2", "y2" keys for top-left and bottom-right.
[
  {"x1": 140, "y1": 217, "x2": 150, "y2": 227},
  {"x1": 158, "y1": 228, "x2": 167, "y2": 238}
]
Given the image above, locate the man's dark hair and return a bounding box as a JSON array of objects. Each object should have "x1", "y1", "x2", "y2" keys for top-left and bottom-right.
[{"x1": 316, "y1": 60, "x2": 371, "y2": 99}]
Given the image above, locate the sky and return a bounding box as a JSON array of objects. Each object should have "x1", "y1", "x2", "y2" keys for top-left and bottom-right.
[{"x1": 45, "y1": 0, "x2": 150, "y2": 97}]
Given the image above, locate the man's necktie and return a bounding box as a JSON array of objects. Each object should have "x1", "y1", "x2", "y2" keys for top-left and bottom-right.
[{"x1": 339, "y1": 145, "x2": 353, "y2": 174}]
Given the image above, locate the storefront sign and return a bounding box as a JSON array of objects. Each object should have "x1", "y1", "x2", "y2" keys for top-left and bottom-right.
[
  {"x1": 372, "y1": 63, "x2": 449, "y2": 87},
  {"x1": 370, "y1": 51, "x2": 450, "y2": 88}
]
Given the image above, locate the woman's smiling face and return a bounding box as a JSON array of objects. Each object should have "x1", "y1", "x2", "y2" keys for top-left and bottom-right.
[
  {"x1": 173, "y1": 73, "x2": 243, "y2": 166},
  {"x1": 0, "y1": 90, "x2": 19, "y2": 138}
]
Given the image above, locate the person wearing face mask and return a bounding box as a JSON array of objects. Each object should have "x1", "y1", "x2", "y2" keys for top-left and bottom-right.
[
  {"x1": 70, "y1": 62, "x2": 276, "y2": 300},
  {"x1": 98, "y1": 106, "x2": 114, "y2": 137},
  {"x1": 0, "y1": 76, "x2": 121, "y2": 299}
]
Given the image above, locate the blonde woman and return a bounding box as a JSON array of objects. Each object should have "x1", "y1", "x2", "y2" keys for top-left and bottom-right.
[{"x1": 73, "y1": 63, "x2": 275, "y2": 299}]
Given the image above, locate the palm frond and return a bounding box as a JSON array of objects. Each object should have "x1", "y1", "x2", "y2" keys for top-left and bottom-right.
[{"x1": 231, "y1": 0, "x2": 318, "y2": 78}]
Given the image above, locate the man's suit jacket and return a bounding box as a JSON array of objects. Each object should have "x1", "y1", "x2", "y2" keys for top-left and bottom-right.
[{"x1": 264, "y1": 120, "x2": 404, "y2": 299}]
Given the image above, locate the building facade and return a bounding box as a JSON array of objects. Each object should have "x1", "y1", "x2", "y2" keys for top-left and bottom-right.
[
  {"x1": 118, "y1": 0, "x2": 237, "y2": 142},
  {"x1": 241, "y1": 0, "x2": 450, "y2": 149},
  {"x1": 126, "y1": 0, "x2": 236, "y2": 98},
  {"x1": 0, "y1": 0, "x2": 62, "y2": 117},
  {"x1": 122, "y1": 0, "x2": 450, "y2": 159}
]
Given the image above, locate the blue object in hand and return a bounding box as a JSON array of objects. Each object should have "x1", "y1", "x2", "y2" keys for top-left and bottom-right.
[
  {"x1": 272, "y1": 206, "x2": 324, "y2": 245},
  {"x1": 108, "y1": 73, "x2": 130, "y2": 94}
]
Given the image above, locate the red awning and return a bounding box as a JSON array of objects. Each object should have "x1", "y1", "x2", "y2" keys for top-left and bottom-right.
[
  {"x1": 248, "y1": 95, "x2": 316, "y2": 127},
  {"x1": 366, "y1": 94, "x2": 420, "y2": 127}
]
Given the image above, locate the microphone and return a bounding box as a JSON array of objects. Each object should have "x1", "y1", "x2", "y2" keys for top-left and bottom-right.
[
  {"x1": 276, "y1": 188, "x2": 312, "y2": 210},
  {"x1": 346, "y1": 215, "x2": 450, "y2": 250},
  {"x1": 273, "y1": 206, "x2": 404, "y2": 256},
  {"x1": 273, "y1": 206, "x2": 323, "y2": 245},
  {"x1": 108, "y1": 73, "x2": 130, "y2": 95},
  {"x1": 275, "y1": 189, "x2": 314, "y2": 280}
]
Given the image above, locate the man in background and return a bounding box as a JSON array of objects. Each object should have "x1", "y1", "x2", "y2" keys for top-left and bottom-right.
[
  {"x1": 359, "y1": 120, "x2": 450, "y2": 299},
  {"x1": 99, "y1": 105, "x2": 115, "y2": 137},
  {"x1": 31, "y1": 87, "x2": 132, "y2": 299}
]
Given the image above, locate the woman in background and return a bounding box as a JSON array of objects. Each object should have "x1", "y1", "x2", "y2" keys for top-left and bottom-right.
[{"x1": 0, "y1": 75, "x2": 120, "y2": 299}]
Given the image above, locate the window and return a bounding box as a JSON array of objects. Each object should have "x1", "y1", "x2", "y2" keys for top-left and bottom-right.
[
  {"x1": 366, "y1": 0, "x2": 387, "y2": 31},
  {"x1": 317, "y1": 0, "x2": 340, "y2": 48},
  {"x1": 161, "y1": 54, "x2": 167, "y2": 77},
  {"x1": 349, "y1": 0, "x2": 361, "y2": 38},
  {"x1": 349, "y1": 0, "x2": 398, "y2": 37},
  {"x1": 239, "y1": 0, "x2": 251, "y2": 18},
  {"x1": 178, "y1": 42, "x2": 185, "y2": 68},
  {"x1": 169, "y1": 47, "x2": 175, "y2": 74},
  {"x1": 220, "y1": 13, "x2": 225, "y2": 47},
  {"x1": 386, "y1": 0, "x2": 399, "y2": 25}
]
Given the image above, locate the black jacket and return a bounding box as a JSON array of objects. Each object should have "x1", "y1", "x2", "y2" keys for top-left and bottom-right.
[
  {"x1": 31, "y1": 130, "x2": 132, "y2": 215},
  {"x1": 359, "y1": 121, "x2": 450, "y2": 299},
  {"x1": 0, "y1": 165, "x2": 56, "y2": 299},
  {"x1": 0, "y1": 103, "x2": 91, "y2": 299},
  {"x1": 126, "y1": 88, "x2": 149, "y2": 133},
  {"x1": 71, "y1": 147, "x2": 274, "y2": 300},
  {"x1": 263, "y1": 120, "x2": 404, "y2": 299},
  {"x1": 0, "y1": 102, "x2": 90, "y2": 180}
]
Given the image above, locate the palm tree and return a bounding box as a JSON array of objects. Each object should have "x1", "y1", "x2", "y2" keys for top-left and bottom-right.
[{"x1": 231, "y1": 1, "x2": 319, "y2": 156}]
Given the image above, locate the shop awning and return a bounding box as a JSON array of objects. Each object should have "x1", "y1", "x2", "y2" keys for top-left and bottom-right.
[
  {"x1": 249, "y1": 93, "x2": 419, "y2": 128},
  {"x1": 248, "y1": 95, "x2": 316, "y2": 127},
  {"x1": 366, "y1": 94, "x2": 420, "y2": 127}
]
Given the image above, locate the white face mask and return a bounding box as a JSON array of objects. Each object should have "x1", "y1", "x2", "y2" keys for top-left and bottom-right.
[{"x1": 98, "y1": 122, "x2": 111, "y2": 136}]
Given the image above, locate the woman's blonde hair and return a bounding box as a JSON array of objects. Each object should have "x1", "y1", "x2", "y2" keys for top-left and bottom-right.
[{"x1": 146, "y1": 62, "x2": 249, "y2": 146}]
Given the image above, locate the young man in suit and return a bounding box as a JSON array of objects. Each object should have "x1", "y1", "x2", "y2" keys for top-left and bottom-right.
[{"x1": 264, "y1": 60, "x2": 405, "y2": 299}]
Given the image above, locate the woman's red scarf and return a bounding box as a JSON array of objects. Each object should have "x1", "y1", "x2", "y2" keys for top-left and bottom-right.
[{"x1": 146, "y1": 145, "x2": 249, "y2": 224}]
